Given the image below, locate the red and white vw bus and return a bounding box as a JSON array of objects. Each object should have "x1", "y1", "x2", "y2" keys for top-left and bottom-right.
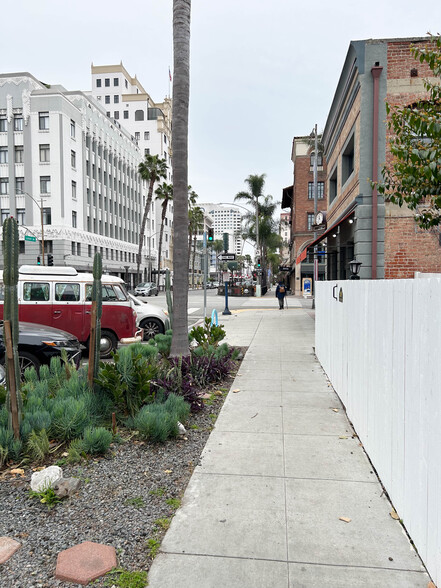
[{"x1": 0, "y1": 266, "x2": 142, "y2": 358}]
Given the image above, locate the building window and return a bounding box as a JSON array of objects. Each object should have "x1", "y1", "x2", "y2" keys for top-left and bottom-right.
[
  {"x1": 72, "y1": 180, "x2": 77, "y2": 200},
  {"x1": 15, "y1": 177, "x2": 24, "y2": 194},
  {"x1": 40, "y1": 176, "x2": 51, "y2": 194},
  {"x1": 96, "y1": 79, "x2": 102, "y2": 88},
  {"x1": 144, "y1": 131, "x2": 149, "y2": 140},
  {"x1": 114, "y1": 78, "x2": 119, "y2": 86},
  {"x1": 72, "y1": 211, "x2": 77, "y2": 228},
  {"x1": 135, "y1": 110, "x2": 144, "y2": 121},
  {"x1": 71, "y1": 241, "x2": 76, "y2": 255},
  {"x1": 329, "y1": 167, "x2": 338, "y2": 203},
  {"x1": 164, "y1": 135, "x2": 167, "y2": 144},
  {"x1": 105, "y1": 95, "x2": 110, "y2": 104},
  {"x1": 71, "y1": 150, "x2": 76, "y2": 168},
  {"x1": 0, "y1": 179, "x2": 8, "y2": 195},
  {"x1": 106, "y1": 112, "x2": 110, "y2": 117},
  {"x1": 307, "y1": 213, "x2": 314, "y2": 231},
  {"x1": 1, "y1": 208, "x2": 10, "y2": 221},
  {"x1": 105, "y1": 78, "x2": 110, "y2": 87},
  {"x1": 14, "y1": 116, "x2": 23, "y2": 131},
  {"x1": 77, "y1": 243, "x2": 81, "y2": 256},
  {"x1": 39, "y1": 144, "x2": 50, "y2": 163},
  {"x1": 70, "y1": 120, "x2": 76, "y2": 138},
  {"x1": 0, "y1": 147, "x2": 8, "y2": 164},
  {"x1": 124, "y1": 111, "x2": 129, "y2": 119},
  {"x1": 125, "y1": 79, "x2": 128, "y2": 89},
  {"x1": 42, "y1": 208, "x2": 51, "y2": 225},
  {"x1": 342, "y1": 134, "x2": 355, "y2": 185},
  {"x1": 308, "y1": 182, "x2": 325, "y2": 199},
  {"x1": 144, "y1": 148, "x2": 150, "y2": 156},
  {"x1": 15, "y1": 145, "x2": 24, "y2": 163},
  {"x1": 0, "y1": 117, "x2": 7, "y2": 132},
  {"x1": 310, "y1": 151, "x2": 323, "y2": 167},
  {"x1": 135, "y1": 132, "x2": 140, "y2": 141},
  {"x1": 39, "y1": 112, "x2": 49, "y2": 130},
  {"x1": 114, "y1": 111, "x2": 119, "y2": 120},
  {"x1": 114, "y1": 95, "x2": 119, "y2": 104}
]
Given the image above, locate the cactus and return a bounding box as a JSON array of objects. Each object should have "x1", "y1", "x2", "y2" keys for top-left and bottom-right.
[
  {"x1": 2, "y1": 217, "x2": 21, "y2": 437},
  {"x1": 165, "y1": 268, "x2": 173, "y2": 329},
  {"x1": 87, "y1": 252, "x2": 103, "y2": 387}
]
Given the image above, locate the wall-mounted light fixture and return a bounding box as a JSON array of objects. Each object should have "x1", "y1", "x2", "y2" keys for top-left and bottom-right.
[{"x1": 348, "y1": 258, "x2": 362, "y2": 279}]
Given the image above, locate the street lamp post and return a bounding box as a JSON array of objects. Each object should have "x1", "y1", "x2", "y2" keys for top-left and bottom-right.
[{"x1": 148, "y1": 231, "x2": 162, "y2": 283}]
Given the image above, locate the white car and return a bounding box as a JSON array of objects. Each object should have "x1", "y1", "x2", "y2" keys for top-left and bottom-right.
[{"x1": 129, "y1": 294, "x2": 170, "y2": 340}]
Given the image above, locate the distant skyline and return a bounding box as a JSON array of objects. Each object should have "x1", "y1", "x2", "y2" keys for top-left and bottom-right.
[{"x1": 2, "y1": 0, "x2": 440, "y2": 213}]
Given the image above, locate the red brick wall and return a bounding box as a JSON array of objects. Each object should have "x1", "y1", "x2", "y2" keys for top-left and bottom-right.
[{"x1": 384, "y1": 39, "x2": 441, "y2": 278}]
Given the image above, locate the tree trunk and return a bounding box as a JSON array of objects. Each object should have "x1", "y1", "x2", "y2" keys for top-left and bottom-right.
[
  {"x1": 192, "y1": 233, "x2": 197, "y2": 287},
  {"x1": 137, "y1": 178, "x2": 155, "y2": 284},
  {"x1": 170, "y1": 0, "x2": 191, "y2": 357},
  {"x1": 157, "y1": 202, "x2": 168, "y2": 288}
]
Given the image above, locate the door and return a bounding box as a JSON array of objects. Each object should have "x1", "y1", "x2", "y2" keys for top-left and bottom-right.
[{"x1": 52, "y1": 282, "x2": 84, "y2": 340}]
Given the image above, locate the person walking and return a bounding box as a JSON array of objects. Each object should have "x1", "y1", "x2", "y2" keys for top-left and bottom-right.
[{"x1": 275, "y1": 280, "x2": 287, "y2": 309}]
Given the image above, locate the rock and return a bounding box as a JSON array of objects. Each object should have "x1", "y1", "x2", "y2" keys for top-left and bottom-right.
[
  {"x1": 177, "y1": 422, "x2": 187, "y2": 435},
  {"x1": 53, "y1": 478, "x2": 82, "y2": 498},
  {"x1": 30, "y1": 466, "x2": 63, "y2": 492}
]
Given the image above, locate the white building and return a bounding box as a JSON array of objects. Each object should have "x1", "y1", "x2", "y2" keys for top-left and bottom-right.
[
  {"x1": 199, "y1": 203, "x2": 243, "y2": 256},
  {"x1": 90, "y1": 64, "x2": 173, "y2": 284},
  {"x1": 0, "y1": 72, "x2": 144, "y2": 285}
]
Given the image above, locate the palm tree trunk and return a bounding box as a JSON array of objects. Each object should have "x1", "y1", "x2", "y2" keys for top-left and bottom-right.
[
  {"x1": 137, "y1": 179, "x2": 155, "y2": 284},
  {"x1": 192, "y1": 233, "x2": 197, "y2": 287},
  {"x1": 170, "y1": 0, "x2": 191, "y2": 356},
  {"x1": 157, "y1": 202, "x2": 167, "y2": 288}
]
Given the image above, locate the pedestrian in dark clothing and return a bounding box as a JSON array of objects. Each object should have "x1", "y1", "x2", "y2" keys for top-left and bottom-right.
[{"x1": 275, "y1": 281, "x2": 287, "y2": 309}]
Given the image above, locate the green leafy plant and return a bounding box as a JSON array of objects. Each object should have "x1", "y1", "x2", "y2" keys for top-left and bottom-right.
[
  {"x1": 147, "y1": 331, "x2": 172, "y2": 358},
  {"x1": 125, "y1": 496, "x2": 146, "y2": 509},
  {"x1": 154, "y1": 517, "x2": 171, "y2": 530},
  {"x1": 50, "y1": 396, "x2": 92, "y2": 441},
  {"x1": 26, "y1": 429, "x2": 50, "y2": 462},
  {"x1": 189, "y1": 317, "x2": 226, "y2": 350},
  {"x1": 28, "y1": 486, "x2": 62, "y2": 510},
  {"x1": 166, "y1": 497, "x2": 181, "y2": 510},
  {"x1": 104, "y1": 568, "x2": 148, "y2": 588},
  {"x1": 149, "y1": 487, "x2": 166, "y2": 497},
  {"x1": 131, "y1": 403, "x2": 179, "y2": 443},
  {"x1": 146, "y1": 538, "x2": 160, "y2": 559},
  {"x1": 67, "y1": 438, "x2": 86, "y2": 464},
  {"x1": 81, "y1": 426, "x2": 113, "y2": 455}
]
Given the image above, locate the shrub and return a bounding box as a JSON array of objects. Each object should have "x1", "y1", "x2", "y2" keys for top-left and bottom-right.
[
  {"x1": 81, "y1": 426, "x2": 113, "y2": 455},
  {"x1": 27, "y1": 429, "x2": 50, "y2": 462},
  {"x1": 50, "y1": 396, "x2": 92, "y2": 441},
  {"x1": 0, "y1": 426, "x2": 14, "y2": 466},
  {"x1": 164, "y1": 393, "x2": 190, "y2": 424},
  {"x1": 189, "y1": 318, "x2": 226, "y2": 350},
  {"x1": 132, "y1": 403, "x2": 180, "y2": 443},
  {"x1": 22, "y1": 410, "x2": 52, "y2": 435},
  {"x1": 147, "y1": 331, "x2": 172, "y2": 358},
  {"x1": 67, "y1": 438, "x2": 85, "y2": 464}
]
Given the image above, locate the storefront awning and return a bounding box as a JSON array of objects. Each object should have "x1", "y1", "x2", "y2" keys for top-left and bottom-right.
[{"x1": 281, "y1": 186, "x2": 293, "y2": 209}]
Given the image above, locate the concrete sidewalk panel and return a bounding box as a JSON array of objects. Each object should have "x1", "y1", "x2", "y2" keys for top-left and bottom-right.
[
  {"x1": 161, "y1": 473, "x2": 287, "y2": 560},
  {"x1": 149, "y1": 554, "x2": 289, "y2": 588},
  {"x1": 224, "y1": 386, "x2": 282, "y2": 406},
  {"x1": 198, "y1": 430, "x2": 284, "y2": 477},
  {"x1": 282, "y1": 406, "x2": 352, "y2": 436},
  {"x1": 284, "y1": 435, "x2": 376, "y2": 482},
  {"x1": 281, "y1": 391, "x2": 342, "y2": 409},
  {"x1": 215, "y1": 403, "x2": 283, "y2": 433},
  {"x1": 288, "y1": 562, "x2": 429, "y2": 588},
  {"x1": 285, "y1": 478, "x2": 425, "y2": 571}
]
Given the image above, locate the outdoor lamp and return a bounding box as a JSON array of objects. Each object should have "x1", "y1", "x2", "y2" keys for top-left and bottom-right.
[{"x1": 348, "y1": 258, "x2": 362, "y2": 279}]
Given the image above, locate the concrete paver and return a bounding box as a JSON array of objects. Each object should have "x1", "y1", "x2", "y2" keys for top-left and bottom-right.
[
  {"x1": 55, "y1": 541, "x2": 117, "y2": 585},
  {"x1": 148, "y1": 296, "x2": 432, "y2": 587},
  {"x1": 0, "y1": 537, "x2": 20, "y2": 564}
]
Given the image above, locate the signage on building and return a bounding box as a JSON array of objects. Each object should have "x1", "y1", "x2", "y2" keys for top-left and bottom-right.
[{"x1": 279, "y1": 265, "x2": 291, "y2": 272}]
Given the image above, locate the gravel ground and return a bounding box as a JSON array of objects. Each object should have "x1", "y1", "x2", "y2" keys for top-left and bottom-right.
[{"x1": 0, "y1": 360, "x2": 242, "y2": 587}]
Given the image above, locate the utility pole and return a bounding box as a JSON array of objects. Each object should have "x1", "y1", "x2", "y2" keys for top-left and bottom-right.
[
  {"x1": 203, "y1": 230, "x2": 207, "y2": 319},
  {"x1": 255, "y1": 195, "x2": 261, "y2": 298},
  {"x1": 312, "y1": 124, "x2": 318, "y2": 307}
]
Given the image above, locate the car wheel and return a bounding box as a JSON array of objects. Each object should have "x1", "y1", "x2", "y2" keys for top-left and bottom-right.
[
  {"x1": 99, "y1": 330, "x2": 118, "y2": 359},
  {"x1": 18, "y1": 351, "x2": 41, "y2": 377},
  {"x1": 141, "y1": 318, "x2": 164, "y2": 340},
  {"x1": 155, "y1": 291, "x2": 158, "y2": 296}
]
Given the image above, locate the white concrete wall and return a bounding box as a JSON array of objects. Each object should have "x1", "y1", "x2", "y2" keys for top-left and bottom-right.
[{"x1": 315, "y1": 278, "x2": 441, "y2": 585}]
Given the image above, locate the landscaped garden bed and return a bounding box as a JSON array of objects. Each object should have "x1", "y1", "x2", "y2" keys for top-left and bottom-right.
[{"x1": 0, "y1": 320, "x2": 244, "y2": 587}]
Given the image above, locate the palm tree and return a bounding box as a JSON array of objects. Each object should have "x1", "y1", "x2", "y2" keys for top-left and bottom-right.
[
  {"x1": 187, "y1": 187, "x2": 199, "y2": 272},
  {"x1": 212, "y1": 239, "x2": 224, "y2": 278},
  {"x1": 235, "y1": 174, "x2": 266, "y2": 254},
  {"x1": 189, "y1": 206, "x2": 204, "y2": 286},
  {"x1": 170, "y1": 0, "x2": 191, "y2": 357},
  {"x1": 155, "y1": 182, "x2": 173, "y2": 287},
  {"x1": 137, "y1": 154, "x2": 168, "y2": 283}
]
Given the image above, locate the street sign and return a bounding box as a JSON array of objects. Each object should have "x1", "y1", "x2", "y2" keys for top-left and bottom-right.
[
  {"x1": 279, "y1": 265, "x2": 291, "y2": 271},
  {"x1": 24, "y1": 235, "x2": 37, "y2": 242},
  {"x1": 218, "y1": 253, "x2": 236, "y2": 261}
]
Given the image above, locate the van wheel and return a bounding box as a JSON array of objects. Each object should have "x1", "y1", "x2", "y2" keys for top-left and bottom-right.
[
  {"x1": 99, "y1": 330, "x2": 118, "y2": 359},
  {"x1": 141, "y1": 318, "x2": 164, "y2": 340},
  {"x1": 18, "y1": 352, "x2": 41, "y2": 377}
]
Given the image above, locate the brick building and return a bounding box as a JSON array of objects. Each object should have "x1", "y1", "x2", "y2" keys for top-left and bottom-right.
[
  {"x1": 282, "y1": 137, "x2": 327, "y2": 294},
  {"x1": 298, "y1": 37, "x2": 441, "y2": 280}
]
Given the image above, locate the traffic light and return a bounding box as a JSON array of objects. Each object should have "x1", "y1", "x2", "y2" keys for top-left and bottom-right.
[
  {"x1": 207, "y1": 227, "x2": 214, "y2": 242},
  {"x1": 37, "y1": 256, "x2": 41, "y2": 265},
  {"x1": 257, "y1": 258, "x2": 261, "y2": 268},
  {"x1": 48, "y1": 254, "x2": 54, "y2": 266}
]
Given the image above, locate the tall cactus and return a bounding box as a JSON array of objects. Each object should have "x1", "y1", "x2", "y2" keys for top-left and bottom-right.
[
  {"x1": 2, "y1": 217, "x2": 21, "y2": 437},
  {"x1": 165, "y1": 268, "x2": 173, "y2": 329},
  {"x1": 87, "y1": 252, "x2": 102, "y2": 387}
]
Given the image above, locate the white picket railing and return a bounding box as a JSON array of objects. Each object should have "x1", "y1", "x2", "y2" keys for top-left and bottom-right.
[{"x1": 315, "y1": 278, "x2": 441, "y2": 585}]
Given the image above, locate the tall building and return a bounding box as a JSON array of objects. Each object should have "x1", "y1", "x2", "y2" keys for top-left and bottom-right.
[
  {"x1": 199, "y1": 203, "x2": 243, "y2": 256},
  {"x1": 0, "y1": 72, "x2": 143, "y2": 284},
  {"x1": 90, "y1": 64, "x2": 173, "y2": 283}
]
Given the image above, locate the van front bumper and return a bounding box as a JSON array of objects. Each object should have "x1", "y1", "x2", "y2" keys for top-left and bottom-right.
[{"x1": 119, "y1": 327, "x2": 144, "y2": 345}]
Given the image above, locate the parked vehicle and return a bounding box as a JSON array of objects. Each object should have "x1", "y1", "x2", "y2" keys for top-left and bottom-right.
[
  {"x1": 134, "y1": 282, "x2": 159, "y2": 297},
  {"x1": 129, "y1": 294, "x2": 170, "y2": 340},
  {"x1": 0, "y1": 321, "x2": 82, "y2": 385},
  {"x1": 0, "y1": 266, "x2": 142, "y2": 359}
]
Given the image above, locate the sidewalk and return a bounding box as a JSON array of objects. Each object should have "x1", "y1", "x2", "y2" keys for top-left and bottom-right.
[{"x1": 148, "y1": 300, "x2": 431, "y2": 587}]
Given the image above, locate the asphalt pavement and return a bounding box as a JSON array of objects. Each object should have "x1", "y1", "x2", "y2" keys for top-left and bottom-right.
[{"x1": 147, "y1": 293, "x2": 431, "y2": 588}]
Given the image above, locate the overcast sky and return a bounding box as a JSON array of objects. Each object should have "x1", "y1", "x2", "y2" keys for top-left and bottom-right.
[{"x1": 2, "y1": 0, "x2": 441, "y2": 213}]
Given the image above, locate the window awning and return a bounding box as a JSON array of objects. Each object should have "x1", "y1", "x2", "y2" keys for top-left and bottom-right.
[
  {"x1": 281, "y1": 186, "x2": 293, "y2": 209},
  {"x1": 295, "y1": 205, "x2": 356, "y2": 264}
]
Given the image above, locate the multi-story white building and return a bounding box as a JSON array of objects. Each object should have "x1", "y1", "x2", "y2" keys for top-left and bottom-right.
[
  {"x1": 90, "y1": 64, "x2": 173, "y2": 284},
  {"x1": 199, "y1": 204, "x2": 243, "y2": 256},
  {"x1": 0, "y1": 72, "x2": 144, "y2": 285}
]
